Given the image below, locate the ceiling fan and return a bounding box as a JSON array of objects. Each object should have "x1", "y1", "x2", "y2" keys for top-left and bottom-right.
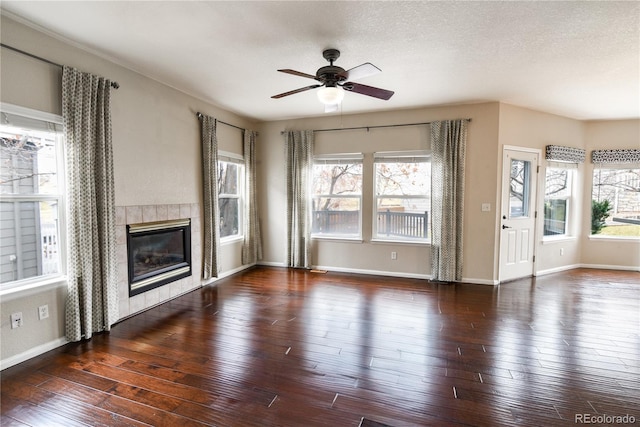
[{"x1": 271, "y1": 48, "x2": 394, "y2": 112}]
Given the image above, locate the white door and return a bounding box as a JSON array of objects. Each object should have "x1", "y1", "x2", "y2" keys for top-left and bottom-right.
[{"x1": 499, "y1": 148, "x2": 539, "y2": 282}]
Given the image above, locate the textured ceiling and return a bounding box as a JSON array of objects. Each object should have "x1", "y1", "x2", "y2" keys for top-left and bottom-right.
[{"x1": 1, "y1": 1, "x2": 639, "y2": 122}]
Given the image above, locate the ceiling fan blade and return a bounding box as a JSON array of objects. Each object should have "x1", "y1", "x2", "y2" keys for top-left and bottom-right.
[
  {"x1": 342, "y1": 82, "x2": 394, "y2": 100},
  {"x1": 271, "y1": 84, "x2": 322, "y2": 99},
  {"x1": 338, "y1": 63, "x2": 381, "y2": 81},
  {"x1": 277, "y1": 69, "x2": 319, "y2": 80}
]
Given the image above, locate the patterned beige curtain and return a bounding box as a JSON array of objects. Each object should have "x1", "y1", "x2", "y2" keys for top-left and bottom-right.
[
  {"x1": 285, "y1": 130, "x2": 313, "y2": 268},
  {"x1": 430, "y1": 120, "x2": 468, "y2": 282},
  {"x1": 62, "y1": 66, "x2": 118, "y2": 341},
  {"x1": 242, "y1": 130, "x2": 262, "y2": 264},
  {"x1": 200, "y1": 114, "x2": 220, "y2": 279}
]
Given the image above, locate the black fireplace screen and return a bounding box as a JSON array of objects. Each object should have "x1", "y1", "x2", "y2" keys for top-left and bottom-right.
[{"x1": 127, "y1": 219, "x2": 191, "y2": 296}]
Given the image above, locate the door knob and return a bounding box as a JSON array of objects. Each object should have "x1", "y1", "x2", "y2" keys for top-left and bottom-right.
[{"x1": 502, "y1": 224, "x2": 511, "y2": 229}]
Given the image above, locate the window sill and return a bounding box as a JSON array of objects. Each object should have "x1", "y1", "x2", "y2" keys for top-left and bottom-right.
[
  {"x1": 371, "y1": 238, "x2": 430, "y2": 246},
  {"x1": 311, "y1": 235, "x2": 363, "y2": 243},
  {"x1": 0, "y1": 275, "x2": 67, "y2": 302},
  {"x1": 588, "y1": 235, "x2": 640, "y2": 242},
  {"x1": 220, "y1": 235, "x2": 244, "y2": 245},
  {"x1": 542, "y1": 236, "x2": 576, "y2": 244}
]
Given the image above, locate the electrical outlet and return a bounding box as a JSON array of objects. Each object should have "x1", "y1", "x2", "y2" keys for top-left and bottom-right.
[
  {"x1": 391, "y1": 251, "x2": 397, "y2": 260},
  {"x1": 38, "y1": 304, "x2": 49, "y2": 320},
  {"x1": 10, "y1": 312, "x2": 23, "y2": 329},
  {"x1": 560, "y1": 248, "x2": 564, "y2": 256}
]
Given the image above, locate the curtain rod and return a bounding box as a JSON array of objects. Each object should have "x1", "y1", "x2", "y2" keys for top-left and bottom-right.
[
  {"x1": 280, "y1": 118, "x2": 471, "y2": 134},
  {"x1": 196, "y1": 112, "x2": 249, "y2": 132},
  {"x1": 1, "y1": 43, "x2": 120, "y2": 89}
]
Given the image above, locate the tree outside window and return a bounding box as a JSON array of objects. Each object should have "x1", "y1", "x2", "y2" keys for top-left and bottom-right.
[
  {"x1": 218, "y1": 160, "x2": 243, "y2": 239},
  {"x1": 311, "y1": 160, "x2": 362, "y2": 237},
  {"x1": 591, "y1": 167, "x2": 640, "y2": 237},
  {"x1": 374, "y1": 154, "x2": 430, "y2": 241}
]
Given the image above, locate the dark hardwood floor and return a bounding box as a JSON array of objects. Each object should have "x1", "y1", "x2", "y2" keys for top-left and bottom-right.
[{"x1": 2, "y1": 267, "x2": 639, "y2": 426}]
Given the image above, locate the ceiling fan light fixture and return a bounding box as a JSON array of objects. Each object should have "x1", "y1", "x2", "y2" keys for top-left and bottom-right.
[{"x1": 317, "y1": 86, "x2": 344, "y2": 106}]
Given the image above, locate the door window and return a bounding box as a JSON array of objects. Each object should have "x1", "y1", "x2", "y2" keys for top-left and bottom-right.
[{"x1": 509, "y1": 159, "x2": 531, "y2": 218}]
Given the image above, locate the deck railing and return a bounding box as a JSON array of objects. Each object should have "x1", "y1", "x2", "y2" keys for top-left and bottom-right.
[
  {"x1": 312, "y1": 209, "x2": 429, "y2": 239},
  {"x1": 312, "y1": 210, "x2": 360, "y2": 235},
  {"x1": 377, "y1": 209, "x2": 428, "y2": 239},
  {"x1": 40, "y1": 222, "x2": 59, "y2": 274}
]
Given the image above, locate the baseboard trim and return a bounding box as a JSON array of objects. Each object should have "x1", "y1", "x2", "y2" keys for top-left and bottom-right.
[
  {"x1": 579, "y1": 263, "x2": 640, "y2": 272},
  {"x1": 536, "y1": 264, "x2": 583, "y2": 277},
  {"x1": 202, "y1": 263, "x2": 256, "y2": 286},
  {"x1": 462, "y1": 277, "x2": 500, "y2": 286},
  {"x1": 257, "y1": 261, "x2": 287, "y2": 268},
  {"x1": 537, "y1": 263, "x2": 639, "y2": 277},
  {"x1": 312, "y1": 265, "x2": 431, "y2": 280},
  {"x1": 1, "y1": 337, "x2": 68, "y2": 371}
]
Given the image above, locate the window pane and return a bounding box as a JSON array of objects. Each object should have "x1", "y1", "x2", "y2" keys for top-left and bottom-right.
[
  {"x1": 592, "y1": 167, "x2": 640, "y2": 236},
  {"x1": 0, "y1": 200, "x2": 61, "y2": 282},
  {"x1": 545, "y1": 168, "x2": 570, "y2": 198},
  {"x1": 312, "y1": 164, "x2": 362, "y2": 196},
  {"x1": 375, "y1": 198, "x2": 429, "y2": 240},
  {"x1": 374, "y1": 158, "x2": 430, "y2": 241},
  {"x1": 218, "y1": 162, "x2": 238, "y2": 195},
  {"x1": 1, "y1": 111, "x2": 63, "y2": 287},
  {"x1": 219, "y1": 197, "x2": 239, "y2": 237},
  {"x1": 544, "y1": 168, "x2": 571, "y2": 236},
  {"x1": 311, "y1": 162, "x2": 362, "y2": 237},
  {"x1": 311, "y1": 197, "x2": 360, "y2": 236},
  {"x1": 217, "y1": 160, "x2": 243, "y2": 239},
  {"x1": 375, "y1": 162, "x2": 430, "y2": 196},
  {"x1": 544, "y1": 199, "x2": 567, "y2": 236},
  {"x1": 1, "y1": 127, "x2": 59, "y2": 195},
  {"x1": 509, "y1": 159, "x2": 531, "y2": 218}
]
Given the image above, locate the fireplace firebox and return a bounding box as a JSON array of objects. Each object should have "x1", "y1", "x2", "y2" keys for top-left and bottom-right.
[{"x1": 127, "y1": 219, "x2": 191, "y2": 297}]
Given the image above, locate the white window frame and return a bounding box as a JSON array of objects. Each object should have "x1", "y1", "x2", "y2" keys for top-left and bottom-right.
[
  {"x1": 311, "y1": 153, "x2": 364, "y2": 240},
  {"x1": 590, "y1": 163, "x2": 640, "y2": 240},
  {"x1": 218, "y1": 151, "x2": 244, "y2": 243},
  {"x1": 373, "y1": 151, "x2": 430, "y2": 244},
  {"x1": 0, "y1": 103, "x2": 67, "y2": 295},
  {"x1": 542, "y1": 162, "x2": 577, "y2": 240}
]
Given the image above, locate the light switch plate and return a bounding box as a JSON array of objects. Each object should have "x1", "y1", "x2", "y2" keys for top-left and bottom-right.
[{"x1": 481, "y1": 203, "x2": 491, "y2": 212}]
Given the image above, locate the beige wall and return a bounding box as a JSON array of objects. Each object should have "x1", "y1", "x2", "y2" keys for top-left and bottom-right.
[
  {"x1": 0, "y1": 15, "x2": 256, "y2": 366},
  {"x1": 257, "y1": 103, "x2": 501, "y2": 283}
]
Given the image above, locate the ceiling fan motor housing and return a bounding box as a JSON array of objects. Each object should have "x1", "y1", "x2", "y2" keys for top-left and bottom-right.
[
  {"x1": 317, "y1": 48, "x2": 347, "y2": 87},
  {"x1": 316, "y1": 65, "x2": 347, "y2": 86}
]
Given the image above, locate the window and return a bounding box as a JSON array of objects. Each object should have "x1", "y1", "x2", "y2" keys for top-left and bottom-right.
[
  {"x1": 311, "y1": 154, "x2": 363, "y2": 238},
  {"x1": 374, "y1": 152, "x2": 430, "y2": 242},
  {"x1": 543, "y1": 166, "x2": 574, "y2": 237},
  {"x1": 509, "y1": 159, "x2": 531, "y2": 218},
  {"x1": 0, "y1": 106, "x2": 65, "y2": 288},
  {"x1": 218, "y1": 155, "x2": 244, "y2": 240},
  {"x1": 591, "y1": 166, "x2": 640, "y2": 237}
]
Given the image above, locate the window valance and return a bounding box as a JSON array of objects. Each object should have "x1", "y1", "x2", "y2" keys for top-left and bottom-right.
[
  {"x1": 545, "y1": 145, "x2": 585, "y2": 163},
  {"x1": 591, "y1": 149, "x2": 640, "y2": 164}
]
